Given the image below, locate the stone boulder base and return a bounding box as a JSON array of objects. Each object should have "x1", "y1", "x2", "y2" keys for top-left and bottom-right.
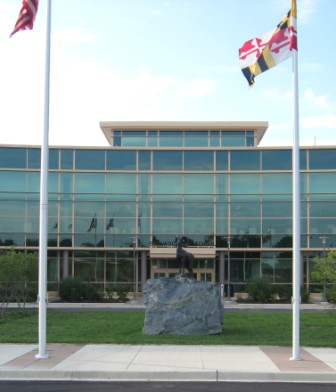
[{"x1": 142, "y1": 275, "x2": 224, "y2": 335}]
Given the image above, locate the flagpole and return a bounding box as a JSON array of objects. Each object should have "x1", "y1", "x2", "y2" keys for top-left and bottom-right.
[
  {"x1": 291, "y1": 32, "x2": 301, "y2": 361},
  {"x1": 36, "y1": 0, "x2": 52, "y2": 359}
]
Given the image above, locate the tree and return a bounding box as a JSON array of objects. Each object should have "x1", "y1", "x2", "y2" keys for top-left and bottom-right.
[
  {"x1": 311, "y1": 250, "x2": 336, "y2": 302},
  {"x1": 0, "y1": 248, "x2": 38, "y2": 317}
]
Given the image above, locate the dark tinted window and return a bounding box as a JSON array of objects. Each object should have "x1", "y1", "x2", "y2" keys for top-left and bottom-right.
[
  {"x1": 231, "y1": 151, "x2": 260, "y2": 170},
  {"x1": 262, "y1": 150, "x2": 291, "y2": 170},
  {"x1": 75, "y1": 150, "x2": 105, "y2": 170},
  {"x1": 107, "y1": 150, "x2": 136, "y2": 170},
  {"x1": 309, "y1": 149, "x2": 336, "y2": 169},
  {"x1": 184, "y1": 151, "x2": 213, "y2": 170},
  {"x1": 0, "y1": 148, "x2": 26, "y2": 168}
]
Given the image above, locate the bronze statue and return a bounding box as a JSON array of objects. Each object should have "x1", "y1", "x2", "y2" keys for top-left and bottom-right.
[{"x1": 176, "y1": 236, "x2": 194, "y2": 277}]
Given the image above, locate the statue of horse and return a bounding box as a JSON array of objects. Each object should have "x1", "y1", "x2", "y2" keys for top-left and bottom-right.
[{"x1": 176, "y1": 236, "x2": 194, "y2": 277}]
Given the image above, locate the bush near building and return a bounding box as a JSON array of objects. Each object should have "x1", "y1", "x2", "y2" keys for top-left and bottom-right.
[
  {"x1": 59, "y1": 277, "x2": 101, "y2": 302},
  {"x1": 0, "y1": 249, "x2": 38, "y2": 317},
  {"x1": 312, "y1": 250, "x2": 336, "y2": 304}
]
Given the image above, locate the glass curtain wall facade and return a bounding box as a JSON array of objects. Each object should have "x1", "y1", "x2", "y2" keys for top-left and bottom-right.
[{"x1": 1, "y1": 122, "x2": 336, "y2": 294}]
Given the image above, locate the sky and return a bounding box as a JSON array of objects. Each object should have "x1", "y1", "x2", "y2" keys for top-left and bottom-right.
[{"x1": 0, "y1": 0, "x2": 335, "y2": 148}]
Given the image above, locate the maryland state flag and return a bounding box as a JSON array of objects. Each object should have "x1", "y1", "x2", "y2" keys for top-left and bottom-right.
[
  {"x1": 10, "y1": 0, "x2": 39, "y2": 37},
  {"x1": 239, "y1": 0, "x2": 297, "y2": 87}
]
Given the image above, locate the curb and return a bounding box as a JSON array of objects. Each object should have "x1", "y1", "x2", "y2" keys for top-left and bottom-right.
[{"x1": 1, "y1": 369, "x2": 336, "y2": 383}]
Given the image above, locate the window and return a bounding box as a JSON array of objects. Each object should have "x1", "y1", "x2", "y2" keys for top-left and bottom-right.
[
  {"x1": 75, "y1": 150, "x2": 105, "y2": 170},
  {"x1": 262, "y1": 173, "x2": 292, "y2": 194},
  {"x1": 160, "y1": 131, "x2": 183, "y2": 147},
  {"x1": 153, "y1": 151, "x2": 182, "y2": 170},
  {"x1": 185, "y1": 131, "x2": 208, "y2": 147},
  {"x1": 309, "y1": 149, "x2": 336, "y2": 169},
  {"x1": 262, "y1": 150, "x2": 291, "y2": 170},
  {"x1": 230, "y1": 174, "x2": 260, "y2": 194},
  {"x1": 216, "y1": 151, "x2": 228, "y2": 171},
  {"x1": 107, "y1": 150, "x2": 136, "y2": 170},
  {"x1": 184, "y1": 151, "x2": 213, "y2": 171},
  {"x1": 28, "y1": 149, "x2": 41, "y2": 169},
  {"x1": 61, "y1": 149, "x2": 73, "y2": 169},
  {"x1": 231, "y1": 151, "x2": 260, "y2": 171},
  {"x1": 0, "y1": 148, "x2": 26, "y2": 168}
]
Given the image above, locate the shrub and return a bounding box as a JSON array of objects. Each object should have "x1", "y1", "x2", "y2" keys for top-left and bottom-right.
[
  {"x1": 327, "y1": 285, "x2": 336, "y2": 304},
  {"x1": 59, "y1": 277, "x2": 101, "y2": 302},
  {"x1": 246, "y1": 278, "x2": 273, "y2": 303}
]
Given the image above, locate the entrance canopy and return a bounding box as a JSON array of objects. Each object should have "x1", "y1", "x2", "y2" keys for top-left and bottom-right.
[{"x1": 150, "y1": 247, "x2": 216, "y2": 259}]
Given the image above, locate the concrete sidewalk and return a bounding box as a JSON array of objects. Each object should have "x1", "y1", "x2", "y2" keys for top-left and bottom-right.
[
  {"x1": 0, "y1": 343, "x2": 336, "y2": 382},
  {"x1": 1, "y1": 301, "x2": 335, "y2": 382}
]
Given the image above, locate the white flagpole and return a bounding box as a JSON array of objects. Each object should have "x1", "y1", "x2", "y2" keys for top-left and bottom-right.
[
  {"x1": 291, "y1": 25, "x2": 301, "y2": 361},
  {"x1": 36, "y1": 0, "x2": 52, "y2": 359}
]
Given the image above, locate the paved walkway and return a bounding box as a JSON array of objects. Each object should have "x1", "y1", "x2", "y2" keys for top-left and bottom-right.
[
  {"x1": 1, "y1": 301, "x2": 335, "y2": 382},
  {"x1": 0, "y1": 343, "x2": 336, "y2": 382}
]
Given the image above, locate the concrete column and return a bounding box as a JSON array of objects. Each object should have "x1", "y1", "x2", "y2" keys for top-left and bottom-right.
[
  {"x1": 219, "y1": 251, "x2": 225, "y2": 285},
  {"x1": 62, "y1": 250, "x2": 69, "y2": 279},
  {"x1": 141, "y1": 251, "x2": 147, "y2": 292}
]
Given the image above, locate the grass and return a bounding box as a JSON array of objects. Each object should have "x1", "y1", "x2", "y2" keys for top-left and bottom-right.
[{"x1": 0, "y1": 310, "x2": 336, "y2": 347}]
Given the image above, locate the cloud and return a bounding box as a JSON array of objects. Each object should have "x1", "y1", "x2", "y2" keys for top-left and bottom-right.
[
  {"x1": 177, "y1": 79, "x2": 216, "y2": 98},
  {"x1": 262, "y1": 89, "x2": 292, "y2": 100},
  {"x1": 53, "y1": 28, "x2": 96, "y2": 45},
  {"x1": 202, "y1": 65, "x2": 238, "y2": 74},
  {"x1": 304, "y1": 88, "x2": 332, "y2": 110},
  {"x1": 299, "y1": 0, "x2": 321, "y2": 23},
  {"x1": 301, "y1": 115, "x2": 336, "y2": 129}
]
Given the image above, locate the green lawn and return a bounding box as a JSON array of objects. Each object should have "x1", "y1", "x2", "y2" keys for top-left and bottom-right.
[{"x1": 1, "y1": 310, "x2": 335, "y2": 347}]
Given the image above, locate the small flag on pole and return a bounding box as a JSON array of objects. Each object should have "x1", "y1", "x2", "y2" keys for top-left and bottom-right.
[
  {"x1": 239, "y1": 1, "x2": 297, "y2": 86},
  {"x1": 10, "y1": 0, "x2": 39, "y2": 37},
  {"x1": 88, "y1": 216, "x2": 97, "y2": 232},
  {"x1": 106, "y1": 218, "x2": 114, "y2": 230}
]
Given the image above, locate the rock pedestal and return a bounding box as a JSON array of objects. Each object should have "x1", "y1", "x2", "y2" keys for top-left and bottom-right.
[{"x1": 142, "y1": 275, "x2": 224, "y2": 335}]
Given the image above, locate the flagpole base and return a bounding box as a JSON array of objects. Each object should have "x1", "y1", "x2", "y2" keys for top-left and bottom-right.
[
  {"x1": 290, "y1": 356, "x2": 302, "y2": 361},
  {"x1": 35, "y1": 353, "x2": 49, "y2": 359}
]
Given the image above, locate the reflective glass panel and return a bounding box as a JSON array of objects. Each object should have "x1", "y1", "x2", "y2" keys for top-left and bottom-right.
[
  {"x1": 0, "y1": 148, "x2": 26, "y2": 168},
  {"x1": 184, "y1": 174, "x2": 213, "y2": 194},
  {"x1": 184, "y1": 202, "x2": 213, "y2": 218},
  {"x1": 153, "y1": 174, "x2": 182, "y2": 194},
  {"x1": 61, "y1": 149, "x2": 73, "y2": 169},
  {"x1": 216, "y1": 151, "x2": 228, "y2": 170},
  {"x1": 153, "y1": 203, "x2": 182, "y2": 217},
  {"x1": 49, "y1": 148, "x2": 59, "y2": 169},
  {"x1": 262, "y1": 202, "x2": 291, "y2": 217},
  {"x1": 75, "y1": 173, "x2": 105, "y2": 193},
  {"x1": 107, "y1": 150, "x2": 136, "y2": 170},
  {"x1": 210, "y1": 131, "x2": 220, "y2": 147},
  {"x1": 230, "y1": 174, "x2": 260, "y2": 194},
  {"x1": 0, "y1": 171, "x2": 26, "y2": 192},
  {"x1": 106, "y1": 173, "x2": 136, "y2": 194},
  {"x1": 159, "y1": 131, "x2": 183, "y2": 147},
  {"x1": 231, "y1": 151, "x2": 260, "y2": 170},
  {"x1": 310, "y1": 201, "x2": 336, "y2": 217},
  {"x1": 138, "y1": 174, "x2": 151, "y2": 194},
  {"x1": 139, "y1": 151, "x2": 151, "y2": 170},
  {"x1": 216, "y1": 174, "x2": 229, "y2": 194},
  {"x1": 230, "y1": 202, "x2": 260, "y2": 218},
  {"x1": 28, "y1": 148, "x2": 41, "y2": 169},
  {"x1": 184, "y1": 131, "x2": 208, "y2": 147},
  {"x1": 27, "y1": 172, "x2": 40, "y2": 193},
  {"x1": 309, "y1": 173, "x2": 336, "y2": 193},
  {"x1": 153, "y1": 151, "x2": 182, "y2": 170},
  {"x1": 309, "y1": 149, "x2": 336, "y2": 169},
  {"x1": 75, "y1": 149, "x2": 105, "y2": 170},
  {"x1": 184, "y1": 151, "x2": 213, "y2": 171},
  {"x1": 262, "y1": 173, "x2": 292, "y2": 194},
  {"x1": 262, "y1": 150, "x2": 291, "y2": 170}
]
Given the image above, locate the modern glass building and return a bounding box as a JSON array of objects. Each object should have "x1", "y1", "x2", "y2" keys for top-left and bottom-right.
[{"x1": 1, "y1": 121, "x2": 336, "y2": 294}]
